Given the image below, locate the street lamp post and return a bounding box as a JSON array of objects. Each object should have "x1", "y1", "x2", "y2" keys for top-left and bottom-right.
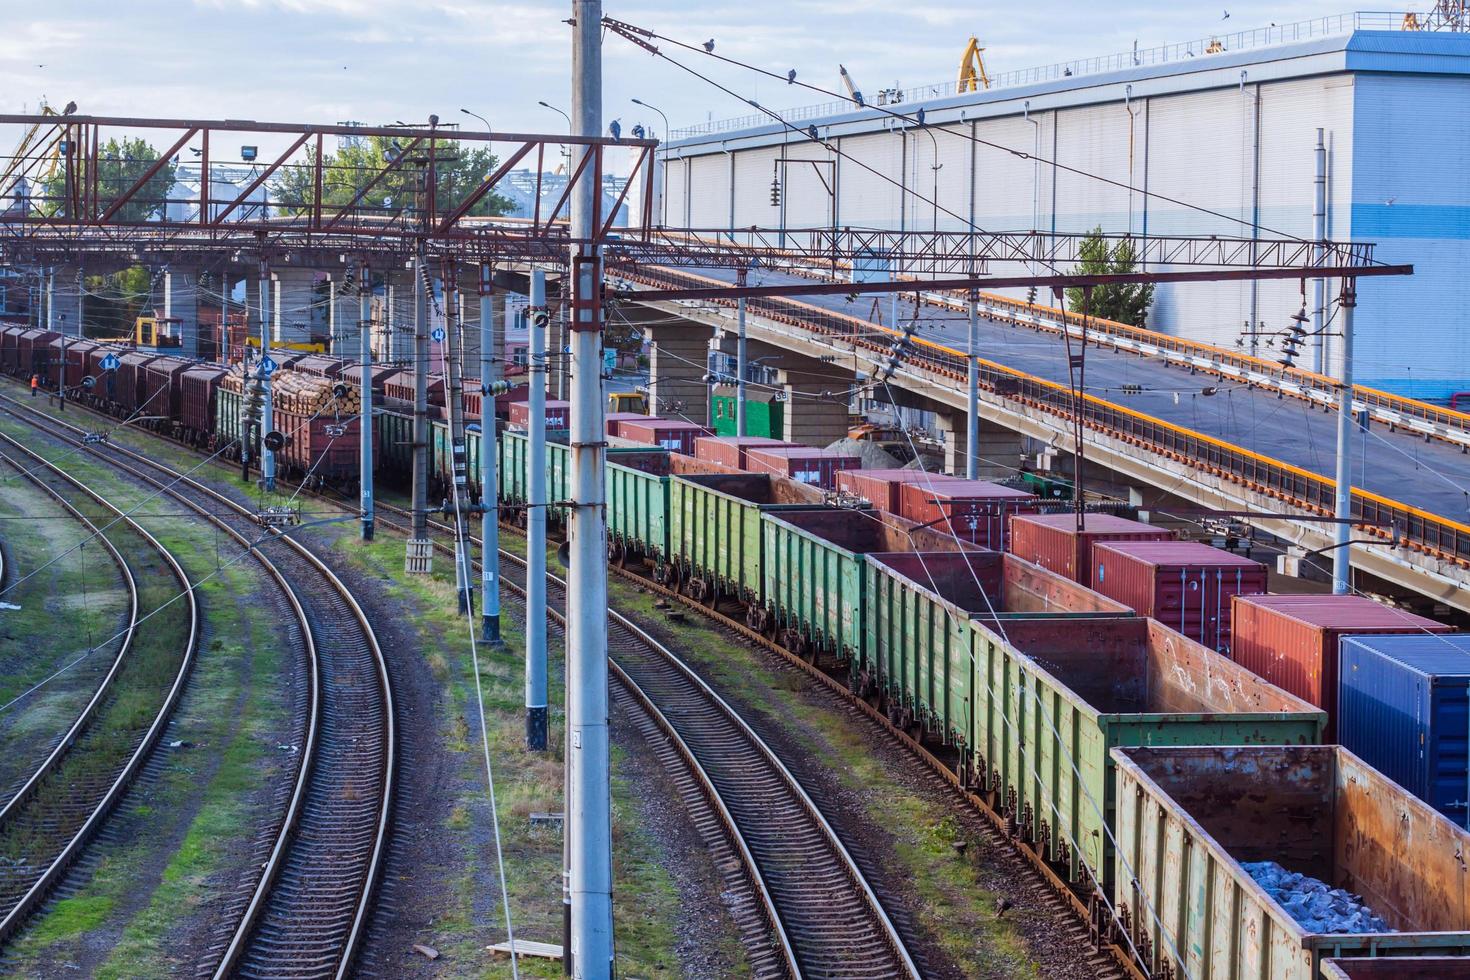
[
  {"x1": 632, "y1": 98, "x2": 670, "y2": 228},
  {"x1": 459, "y1": 108, "x2": 492, "y2": 132}
]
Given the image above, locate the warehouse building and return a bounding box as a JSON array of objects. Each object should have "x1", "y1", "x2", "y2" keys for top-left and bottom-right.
[{"x1": 663, "y1": 14, "x2": 1470, "y2": 400}]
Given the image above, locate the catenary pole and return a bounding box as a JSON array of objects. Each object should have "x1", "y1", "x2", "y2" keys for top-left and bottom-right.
[
  {"x1": 966, "y1": 288, "x2": 980, "y2": 479},
  {"x1": 1332, "y1": 280, "x2": 1357, "y2": 595},
  {"x1": 568, "y1": 1, "x2": 613, "y2": 975},
  {"x1": 259, "y1": 255, "x2": 275, "y2": 492},
  {"x1": 527, "y1": 269, "x2": 549, "y2": 750},
  {"x1": 359, "y1": 259, "x2": 375, "y2": 540},
  {"x1": 442, "y1": 260, "x2": 476, "y2": 614},
  {"x1": 412, "y1": 245, "x2": 430, "y2": 539},
  {"x1": 480, "y1": 261, "x2": 503, "y2": 644},
  {"x1": 736, "y1": 265, "x2": 747, "y2": 436}
]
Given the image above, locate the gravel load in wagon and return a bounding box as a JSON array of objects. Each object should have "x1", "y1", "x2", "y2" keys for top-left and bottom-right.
[
  {"x1": 1114, "y1": 744, "x2": 1470, "y2": 980},
  {"x1": 1242, "y1": 861, "x2": 1393, "y2": 934}
]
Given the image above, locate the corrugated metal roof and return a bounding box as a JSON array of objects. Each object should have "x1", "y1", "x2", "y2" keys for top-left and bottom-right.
[
  {"x1": 1093, "y1": 540, "x2": 1264, "y2": 568},
  {"x1": 1340, "y1": 633, "x2": 1470, "y2": 676},
  {"x1": 1236, "y1": 593, "x2": 1447, "y2": 631},
  {"x1": 1014, "y1": 512, "x2": 1160, "y2": 533}
]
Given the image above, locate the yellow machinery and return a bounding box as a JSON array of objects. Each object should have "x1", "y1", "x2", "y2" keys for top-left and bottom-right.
[
  {"x1": 133, "y1": 315, "x2": 182, "y2": 350},
  {"x1": 608, "y1": 390, "x2": 648, "y2": 414},
  {"x1": 243, "y1": 336, "x2": 328, "y2": 354},
  {"x1": 958, "y1": 38, "x2": 991, "y2": 92}
]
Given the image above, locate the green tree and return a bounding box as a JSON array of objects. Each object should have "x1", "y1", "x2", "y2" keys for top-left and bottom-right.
[
  {"x1": 270, "y1": 135, "x2": 513, "y2": 219},
  {"x1": 80, "y1": 265, "x2": 156, "y2": 339},
  {"x1": 1065, "y1": 227, "x2": 1155, "y2": 327},
  {"x1": 41, "y1": 137, "x2": 177, "y2": 224}
]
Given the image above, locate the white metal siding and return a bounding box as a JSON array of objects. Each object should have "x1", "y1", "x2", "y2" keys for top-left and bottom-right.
[
  {"x1": 781, "y1": 142, "x2": 838, "y2": 230},
  {"x1": 836, "y1": 131, "x2": 903, "y2": 229},
  {"x1": 687, "y1": 153, "x2": 730, "y2": 229},
  {"x1": 732, "y1": 145, "x2": 781, "y2": 228},
  {"x1": 1053, "y1": 103, "x2": 1133, "y2": 233},
  {"x1": 662, "y1": 155, "x2": 687, "y2": 229}
]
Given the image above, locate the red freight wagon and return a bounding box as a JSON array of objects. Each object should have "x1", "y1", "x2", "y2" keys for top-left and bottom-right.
[
  {"x1": 617, "y1": 419, "x2": 712, "y2": 455},
  {"x1": 837, "y1": 468, "x2": 962, "y2": 513},
  {"x1": 744, "y1": 446, "x2": 861, "y2": 490},
  {"x1": 382, "y1": 371, "x2": 447, "y2": 410},
  {"x1": 693, "y1": 435, "x2": 795, "y2": 469},
  {"x1": 607, "y1": 412, "x2": 660, "y2": 438},
  {"x1": 1230, "y1": 593, "x2": 1453, "y2": 740},
  {"x1": 898, "y1": 478, "x2": 1040, "y2": 550},
  {"x1": 0, "y1": 325, "x2": 23, "y2": 375},
  {"x1": 17, "y1": 329, "x2": 58, "y2": 381},
  {"x1": 180, "y1": 366, "x2": 227, "y2": 444},
  {"x1": 491, "y1": 383, "x2": 529, "y2": 420},
  {"x1": 140, "y1": 357, "x2": 191, "y2": 427},
  {"x1": 46, "y1": 335, "x2": 96, "y2": 389},
  {"x1": 288, "y1": 354, "x2": 348, "y2": 379},
  {"x1": 338, "y1": 364, "x2": 402, "y2": 394},
  {"x1": 56, "y1": 339, "x2": 99, "y2": 391},
  {"x1": 509, "y1": 399, "x2": 570, "y2": 430},
  {"x1": 114, "y1": 352, "x2": 161, "y2": 414},
  {"x1": 273, "y1": 404, "x2": 375, "y2": 485},
  {"x1": 1091, "y1": 540, "x2": 1267, "y2": 652},
  {"x1": 1007, "y1": 512, "x2": 1173, "y2": 587}
]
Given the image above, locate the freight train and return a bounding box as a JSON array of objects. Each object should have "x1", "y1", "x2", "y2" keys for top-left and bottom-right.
[{"x1": 8, "y1": 325, "x2": 1470, "y2": 978}]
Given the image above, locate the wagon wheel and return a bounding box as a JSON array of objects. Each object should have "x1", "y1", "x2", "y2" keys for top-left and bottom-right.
[{"x1": 702, "y1": 582, "x2": 719, "y2": 609}]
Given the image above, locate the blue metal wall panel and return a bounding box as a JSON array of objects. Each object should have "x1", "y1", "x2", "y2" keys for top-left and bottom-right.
[{"x1": 1339, "y1": 633, "x2": 1470, "y2": 825}]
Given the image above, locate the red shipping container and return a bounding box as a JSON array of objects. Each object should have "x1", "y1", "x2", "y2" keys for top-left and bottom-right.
[
  {"x1": 693, "y1": 435, "x2": 795, "y2": 469},
  {"x1": 1092, "y1": 540, "x2": 1267, "y2": 652},
  {"x1": 607, "y1": 412, "x2": 661, "y2": 438},
  {"x1": 743, "y1": 446, "x2": 861, "y2": 489},
  {"x1": 836, "y1": 468, "x2": 962, "y2": 513},
  {"x1": 509, "y1": 399, "x2": 570, "y2": 430},
  {"x1": 898, "y1": 479, "x2": 1039, "y2": 549},
  {"x1": 1231, "y1": 593, "x2": 1454, "y2": 740},
  {"x1": 1007, "y1": 512, "x2": 1173, "y2": 587},
  {"x1": 617, "y1": 419, "x2": 711, "y2": 455}
]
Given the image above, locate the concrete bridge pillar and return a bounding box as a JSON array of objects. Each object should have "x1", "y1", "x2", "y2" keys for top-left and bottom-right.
[
  {"x1": 165, "y1": 268, "x2": 200, "y2": 357},
  {"x1": 641, "y1": 311, "x2": 713, "y2": 424},
  {"x1": 272, "y1": 267, "x2": 327, "y2": 346}
]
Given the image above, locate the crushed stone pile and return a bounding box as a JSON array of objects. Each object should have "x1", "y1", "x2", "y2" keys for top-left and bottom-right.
[
  {"x1": 1242, "y1": 861, "x2": 1394, "y2": 934},
  {"x1": 824, "y1": 437, "x2": 901, "y2": 470}
]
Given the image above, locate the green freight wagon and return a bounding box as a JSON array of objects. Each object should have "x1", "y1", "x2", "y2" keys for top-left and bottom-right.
[
  {"x1": 969, "y1": 616, "x2": 1324, "y2": 895},
  {"x1": 429, "y1": 419, "x2": 482, "y2": 500},
  {"x1": 862, "y1": 551, "x2": 1132, "y2": 744},
  {"x1": 500, "y1": 430, "x2": 670, "y2": 532},
  {"x1": 607, "y1": 456, "x2": 671, "y2": 568},
  {"x1": 711, "y1": 388, "x2": 783, "y2": 439},
  {"x1": 215, "y1": 386, "x2": 245, "y2": 453},
  {"x1": 760, "y1": 508, "x2": 976, "y2": 666},
  {"x1": 1116, "y1": 745, "x2": 1470, "y2": 980},
  {"x1": 374, "y1": 409, "x2": 415, "y2": 485},
  {"x1": 667, "y1": 472, "x2": 824, "y2": 606}
]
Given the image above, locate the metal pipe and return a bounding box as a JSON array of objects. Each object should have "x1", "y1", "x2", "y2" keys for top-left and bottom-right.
[
  {"x1": 412, "y1": 247, "x2": 429, "y2": 538},
  {"x1": 966, "y1": 289, "x2": 979, "y2": 479},
  {"x1": 1312, "y1": 128, "x2": 1327, "y2": 374},
  {"x1": 736, "y1": 265, "x2": 747, "y2": 437},
  {"x1": 480, "y1": 261, "x2": 502, "y2": 645},
  {"x1": 1333, "y1": 281, "x2": 1357, "y2": 595},
  {"x1": 568, "y1": 2, "x2": 613, "y2": 974},
  {"x1": 359, "y1": 260, "x2": 375, "y2": 540},
  {"x1": 259, "y1": 256, "x2": 275, "y2": 491}
]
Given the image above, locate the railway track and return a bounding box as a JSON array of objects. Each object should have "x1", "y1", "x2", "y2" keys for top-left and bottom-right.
[
  {"x1": 376, "y1": 502, "x2": 918, "y2": 979},
  {"x1": 0, "y1": 394, "x2": 395, "y2": 979},
  {"x1": 0, "y1": 429, "x2": 198, "y2": 947}
]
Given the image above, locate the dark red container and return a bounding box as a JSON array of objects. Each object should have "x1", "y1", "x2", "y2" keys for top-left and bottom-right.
[
  {"x1": 744, "y1": 446, "x2": 861, "y2": 489},
  {"x1": 1091, "y1": 540, "x2": 1267, "y2": 652},
  {"x1": 17, "y1": 329, "x2": 57, "y2": 380},
  {"x1": 836, "y1": 468, "x2": 961, "y2": 513},
  {"x1": 289, "y1": 355, "x2": 348, "y2": 379},
  {"x1": 897, "y1": 479, "x2": 1039, "y2": 549},
  {"x1": 273, "y1": 405, "x2": 375, "y2": 483},
  {"x1": 1007, "y1": 512, "x2": 1173, "y2": 587},
  {"x1": 607, "y1": 413, "x2": 660, "y2": 438},
  {"x1": 382, "y1": 371, "x2": 446, "y2": 409},
  {"x1": 693, "y1": 435, "x2": 795, "y2": 469},
  {"x1": 338, "y1": 364, "x2": 402, "y2": 393},
  {"x1": 509, "y1": 399, "x2": 570, "y2": 430},
  {"x1": 57, "y1": 339, "x2": 99, "y2": 390},
  {"x1": 0, "y1": 325, "x2": 23, "y2": 375},
  {"x1": 491, "y1": 383, "x2": 529, "y2": 420},
  {"x1": 1230, "y1": 593, "x2": 1454, "y2": 740},
  {"x1": 140, "y1": 356, "x2": 191, "y2": 423},
  {"x1": 180, "y1": 365, "x2": 227, "y2": 441},
  {"x1": 617, "y1": 419, "x2": 711, "y2": 455}
]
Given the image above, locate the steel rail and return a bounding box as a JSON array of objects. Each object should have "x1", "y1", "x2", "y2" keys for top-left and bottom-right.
[
  {"x1": 0, "y1": 441, "x2": 139, "y2": 821},
  {"x1": 0, "y1": 425, "x2": 199, "y2": 946},
  {"x1": 0, "y1": 393, "x2": 392, "y2": 979}
]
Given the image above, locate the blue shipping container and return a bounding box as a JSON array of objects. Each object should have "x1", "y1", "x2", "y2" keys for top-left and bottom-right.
[{"x1": 1339, "y1": 633, "x2": 1470, "y2": 826}]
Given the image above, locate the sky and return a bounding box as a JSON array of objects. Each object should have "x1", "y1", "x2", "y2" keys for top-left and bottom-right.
[{"x1": 0, "y1": 1, "x2": 1421, "y2": 142}]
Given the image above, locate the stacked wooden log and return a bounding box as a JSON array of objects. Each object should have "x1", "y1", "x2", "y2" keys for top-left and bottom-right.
[
  {"x1": 220, "y1": 367, "x2": 249, "y2": 395},
  {"x1": 272, "y1": 372, "x2": 361, "y2": 416}
]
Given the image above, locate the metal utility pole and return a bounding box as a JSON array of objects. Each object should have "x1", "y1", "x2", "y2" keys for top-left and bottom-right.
[
  {"x1": 412, "y1": 246, "x2": 431, "y2": 541},
  {"x1": 567, "y1": 1, "x2": 613, "y2": 974},
  {"x1": 1312, "y1": 129, "x2": 1328, "y2": 375},
  {"x1": 259, "y1": 255, "x2": 276, "y2": 492},
  {"x1": 442, "y1": 261, "x2": 475, "y2": 614},
  {"x1": 966, "y1": 288, "x2": 980, "y2": 479},
  {"x1": 74, "y1": 265, "x2": 84, "y2": 341},
  {"x1": 480, "y1": 261, "x2": 503, "y2": 645},
  {"x1": 1332, "y1": 281, "x2": 1357, "y2": 595},
  {"x1": 735, "y1": 265, "x2": 748, "y2": 436},
  {"x1": 359, "y1": 259, "x2": 375, "y2": 541},
  {"x1": 527, "y1": 269, "x2": 549, "y2": 750}
]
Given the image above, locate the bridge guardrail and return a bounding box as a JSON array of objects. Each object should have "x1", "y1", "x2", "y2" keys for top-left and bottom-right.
[{"x1": 623, "y1": 265, "x2": 1470, "y2": 570}]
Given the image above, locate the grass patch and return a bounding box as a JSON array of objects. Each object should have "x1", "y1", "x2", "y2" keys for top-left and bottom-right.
[{"x1": 25, "y1": 895, "x2": 115, "y2": 944}]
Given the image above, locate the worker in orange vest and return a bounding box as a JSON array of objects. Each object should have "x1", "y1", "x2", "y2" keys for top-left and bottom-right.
[{"x1": 30, "y1": 373, "x2": 38, "y2": 397}]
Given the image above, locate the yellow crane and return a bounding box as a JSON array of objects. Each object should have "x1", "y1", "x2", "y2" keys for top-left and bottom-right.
[
  {"x1": 958, "y1": 37, "x2": 991, "y2": 92},
  {"x1": 1, "y1": 104, "x2": 69, "y2": 209}
]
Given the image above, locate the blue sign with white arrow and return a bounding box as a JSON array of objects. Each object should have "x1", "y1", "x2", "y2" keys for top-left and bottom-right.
[
  {"x1": 260, "y1": 355, "x2": 278, "y2": 376},
  {"x1": 99, "y1": 353, "x2": 120, "y2": 371},
  {"x1": 431, "y1": 326, "x2": 446, "y2": 343}
]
